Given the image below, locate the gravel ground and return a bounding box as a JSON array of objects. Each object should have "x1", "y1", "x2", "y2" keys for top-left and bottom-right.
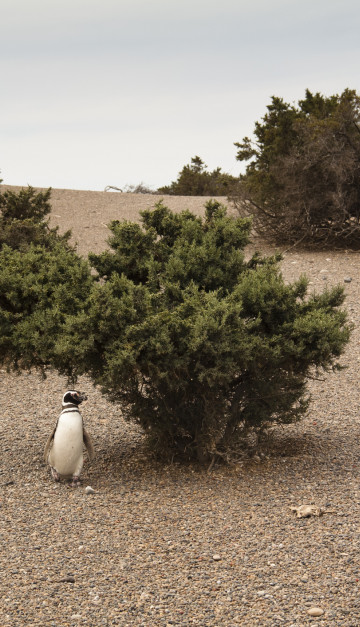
[{"x1": 1, "y1": 187, "x2": 360, "y2": 626}]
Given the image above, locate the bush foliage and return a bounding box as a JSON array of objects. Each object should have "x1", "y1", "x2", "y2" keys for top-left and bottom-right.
[
  {"x1": 59, "y1": 201, "x2": 350, "y2": 462},
  {"x1": 231, "y1": 89, "x2": 360, "y2": 248}
]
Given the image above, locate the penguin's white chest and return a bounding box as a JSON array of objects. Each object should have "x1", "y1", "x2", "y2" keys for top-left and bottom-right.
[{"x1": 49, "y1": 411, "x2": 84, "y2": 477}]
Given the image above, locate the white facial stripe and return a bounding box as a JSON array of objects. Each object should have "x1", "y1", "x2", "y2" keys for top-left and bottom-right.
[{"x1": 62, "y1": 391, "x2": 78, "y2": 400}]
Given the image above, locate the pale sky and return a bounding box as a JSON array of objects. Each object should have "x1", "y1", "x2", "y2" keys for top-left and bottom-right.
[{"x1": 1, "y1": 0, "x2": 359, "y2": 191}]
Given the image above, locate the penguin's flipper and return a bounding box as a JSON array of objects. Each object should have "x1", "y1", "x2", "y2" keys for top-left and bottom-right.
[
  {"x1": 44, "y1": 427, "x2": 56, "y2": 462},
  {"x1": 83, "y1": 428, "x2": 95, "y2": 461}
]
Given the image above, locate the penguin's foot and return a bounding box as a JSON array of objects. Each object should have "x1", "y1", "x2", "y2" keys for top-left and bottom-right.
[
  {"x1": 71, "y1": 476, "x2": 80, "y2": 487},
  {"x1": 50, "y1": 467, "x2": 60, "y2": 482}
]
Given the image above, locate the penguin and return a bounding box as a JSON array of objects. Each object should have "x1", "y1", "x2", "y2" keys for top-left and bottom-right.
[{"x1": 44, "y1": 390, "x2": 94, "y2": 486}]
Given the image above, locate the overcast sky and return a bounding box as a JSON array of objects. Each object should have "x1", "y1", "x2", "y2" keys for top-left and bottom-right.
[{"x1": 1, "y1": 0, "x2": 359, "y2": 191}]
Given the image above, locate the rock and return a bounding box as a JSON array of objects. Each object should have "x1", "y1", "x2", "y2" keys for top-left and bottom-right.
[
  {"x1": 290, "y1": 504, "x2": 323, "y2": 518},
  {"x1": 85, "y1": 486, "x2": 95, "y2": 494},
  {"x1": 344, "y1": 277, "x2": 352, "y2": 283},
  {"x1": 307, "y1": 607, "x2": 324, "y2": 616},
  {"x1": 212, "y1": 554, "x2": 221, "y2": 561}
]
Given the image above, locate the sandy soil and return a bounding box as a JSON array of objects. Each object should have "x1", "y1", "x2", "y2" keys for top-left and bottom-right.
[{"x1": 1, "y1": 186, "x2": 360, "y2": 626}]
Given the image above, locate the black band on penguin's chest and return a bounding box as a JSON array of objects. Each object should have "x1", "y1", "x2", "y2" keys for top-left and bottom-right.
[{"x1": 61, "y1": 404, "x2": 82, "y2": 415}]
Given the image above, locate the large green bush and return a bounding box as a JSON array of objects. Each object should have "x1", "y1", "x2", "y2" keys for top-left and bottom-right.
[{"x1": 57, "y1": 201, "x2": 350, "y2": 462}]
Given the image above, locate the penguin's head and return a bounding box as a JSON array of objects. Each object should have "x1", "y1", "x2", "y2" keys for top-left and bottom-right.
[{"x1": 62, "y1": 390, "x2": 88, "y2": 407}]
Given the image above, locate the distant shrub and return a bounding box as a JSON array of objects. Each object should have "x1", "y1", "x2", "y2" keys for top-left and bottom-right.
[
  {"x1": 158, "y1": 156, "x2": 239, "y2": 196},
  {"x1": 123, "y1": 182, "x2": 156, "y2": 194}
]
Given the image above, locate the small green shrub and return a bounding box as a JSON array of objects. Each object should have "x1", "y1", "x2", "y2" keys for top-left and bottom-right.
[
  {"x1": 0, "y1": 186, "x2": 71, "y2": 250},
  {"x1": 158, "y1": 156, "x2": 239, "y2": 196},
  {"x1": 0, "y1": 184, "x2": 93, "y2": 373},
  {"x1": 0, "y1": 243, "x2": 93, "y2": 373}
]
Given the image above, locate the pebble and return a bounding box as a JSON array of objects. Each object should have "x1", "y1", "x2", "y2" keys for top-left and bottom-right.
[
  {"x1": 61, "y1": 576, "x2": 75, "y2": 583},
  {"x1": 344, "y1": 277, "x2": 352, "y2": 282},
  {"x1": 85, "y1": 485, "x2": 95, "y2": 494},
  {"x1": 212, "y1": 554, "x2": 221, "y2": 561},
  {"x1": 307, "y1": 607, "x2": 324, "y2": 616}
]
